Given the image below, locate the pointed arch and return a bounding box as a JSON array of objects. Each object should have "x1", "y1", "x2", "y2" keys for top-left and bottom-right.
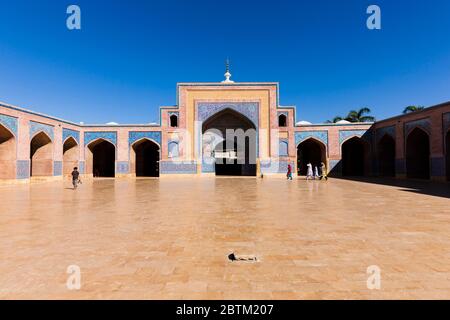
[
  {"x1": 63, "y1": 136, "x2": 79, "y2": 176},
  {"x1": 0, "y1": 123, "x2": 16, "y2": 179},
  {"x1": 341, "y1": 136, "x2": 369, "y2": 176},
  {"x1": 130, "y1": 138, "x2": 160, "y2": 177},
  {"x1": 202, "y1": 108, "x2": 257, "y2": 176},
  {"x1": 30, "y1": 131, "x2": 53, "y2": 177},
  {"x1": 377, "y1": 134, "x2": 396, "y2": 177},
  {"x1": 86, "y1": 138, "x2": 116, "y2": 177},
  {"x1": 278, "y1": 114, "x2": 287, "y2": 127},
  {"x1": 297, "y1": 137, "x2": 327, "y2": 176},
  {"x1": 406, "y1": 127, "x2": 430, "y2": 179},
  {"x1": 446, "y1": 130, "x2": 450, "y2": 181}
]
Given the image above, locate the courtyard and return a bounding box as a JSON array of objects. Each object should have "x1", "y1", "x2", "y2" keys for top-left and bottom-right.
[{"x1": 0, "y1": 177, "x2": 449, "y2": 299}]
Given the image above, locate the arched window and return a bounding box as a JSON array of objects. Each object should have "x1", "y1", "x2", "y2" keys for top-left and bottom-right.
[
  {"x1": 168, "y1": 141, "x2": 179, "y2": 158},
  {"x1": 170, "y1": 115, "x2": 178, "y2": 128},
  {"x1": 279, "y1": 140, "x2": 289, "y2": 156},
  {"x1": 279, "y1": 114, "x2": 287, "y2": 127}
]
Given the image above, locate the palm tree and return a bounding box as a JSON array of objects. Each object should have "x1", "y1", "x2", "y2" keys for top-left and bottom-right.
[
  {"x1": 325, "y1": 116, "x2": 344, "y2": 123},
  {"x1": 403, "y1": 105, "x2": 425, "y2": 114},
  {"x1": 345, "y1": 107, "x2": 375, "y2": 123}
]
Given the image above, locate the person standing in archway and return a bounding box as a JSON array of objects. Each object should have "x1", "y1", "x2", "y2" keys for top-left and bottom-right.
[
  {"x1": 306, "y1": 162, "x2": 313, "y2": 180},
  {"x1": 320, "y1": 162, "x2": 328, "y2": 181}
]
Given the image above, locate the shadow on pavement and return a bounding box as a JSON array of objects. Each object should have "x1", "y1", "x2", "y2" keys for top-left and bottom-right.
[{"x1": 333, "y1": 176, "x2": 450, "y2": 199}]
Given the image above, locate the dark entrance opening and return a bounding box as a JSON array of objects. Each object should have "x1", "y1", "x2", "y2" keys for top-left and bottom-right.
[
  {"x1": 297, "y1": 139, "x2": 326, "y2": 176},
  {"x1": 88, "y1": 140, "x2": 115, "y2": 177},
  {"x1": 342, "y1": 137, "x2": 367, "y2": 176},
  {"x1": 133, "y1": 139, "x2": 160, "y2": 177},
  {"x1": 278, "y1": 114, "x2": 287, "y2": 127},
  {"x1": 202, "y1": 109, "x2": 257, "y2": 176},
  {"x1": 170, "y1": 115, "x2": 178, "y2": 128},
  {"x1": 378, "y1": 135, "x2": 396, "y2": 177},
  {"x1": 406, "y1": 128, "x2": 430, "y2": 180},
  {"x1": 447, "y1": 131, "x2": 450, "y2": 181}
]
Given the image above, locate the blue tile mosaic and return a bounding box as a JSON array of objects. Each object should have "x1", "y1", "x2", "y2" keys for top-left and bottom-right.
[
  {"x1": 197, "y1": 102, "x2": 259, "y2": 128},
  {"x1": 63, "y1": 128, "x2": 80, "y2": 144},
  {"x1": 16, "y1": 160, "x2": 30, "y2": 179},
  {"x1": 53, "y1": 161, "x2": 62, "y2": 176},
  {"x1": 84, "y1": 131, "x2": 117, "y2": 146},
  {"x1": 279, "y1": 139, "x2": 289, "y2": 157},
  {"x1": 0, "y1": 114, "x2": 18, "y2": 136},
  {"x1": 160, "y1": 161, "x2": 197, "y2": 174},
  {"x1": 443, "y1": 113, "x2": 450, "y2": 134},
  {"x1": 78, "y1": 161, "x2": 85, "y2": 174},
  {"x1": 129, "y1": 131, "x2": 161, "y2": 146},
  {"x1": 116, "y1": 161, "x2": 129, "y2": 174},
  {"x1": 339, "y1": 130, "x2": 369, "y2": 145},
  {"x1": 376, "y1": 125, "x2": 396, "y2": 142},
  {"x1": 30, "y1": 121, "x2": 54, "y2": 141},
  {"x1": 295, "y1": 131, "x2": 328, "y2": 147},
  {"x1": 431, "y1": 157, "x2": 445, "y2": 177},
  {"x1": 405, "y1": 118, "x2": 431, "y2": 137}
]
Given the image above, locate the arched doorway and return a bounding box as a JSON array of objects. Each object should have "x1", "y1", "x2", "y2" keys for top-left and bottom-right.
[
  {"x1": 0, "y1": 124, "x2": 16, "y2": 179},
  {"x1": 63, "y1": 137, "x2": 79, "y2": 176},
  {"x1": 342, "y1": 137, "x2": 367, "y2": 176},
  {"x1": 202, "y1": 109, "x2": 257, "y2": 176},
  {"x1": 30, "y1": 132, "x2": 53, "y2": 177},
  {"x1": 406, "y1": 128, "x2": 430, "y2": 180},
  {"x1": 131, "y1": 139, "x2": 160, "y2": 177},
  {"x1": 297, "y1": 138, "x2": 326, "y2": 176},
  {"x1": 86, "y1": 139, "x2": 115, "y2": 177},
  {"x1": 446, "y1": 131, "x2": 450, "y2": 181},
  {"x1": 378, "y1": 135, "x2": 396, "y2": 177}
]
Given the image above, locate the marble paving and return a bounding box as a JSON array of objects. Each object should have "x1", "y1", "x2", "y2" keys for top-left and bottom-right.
[{"x1": 0, "y1": 177, "x2": 449, "y2": 299}]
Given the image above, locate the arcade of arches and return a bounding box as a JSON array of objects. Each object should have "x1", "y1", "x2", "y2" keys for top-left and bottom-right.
[
  {"x1": 63, "y1": 137, "x2": 79, "y2": 176},
  {"x1": 406, "y1": 128, "x2": 430, "y2": 180},
  {"x1": 296, "y1": 139, "x2": 326, "y2": 176},
  {"x1": 0, "y1": 124, "x2": 16, "y2": 179},
  {"x1": 86, "y1": 139, "x2": 116, "y2": 178},
  {"x1": 447, "y1": 131, "x2": 450, "y2": 182},
  {"x1": 342, "y1": 137, "x2": 368, "y2": 176},
  {"x1": 202, "y1": 109, "x2": 257, "y2": 176},
  {"x1": 30, "y1": 132, "x2": 53, "y2": 177},
  {"x1": 378, "y1": 135, "x2": 396, "y2": 177},
  {"x1": 131, "y1": 139, "x2": 160, "y2": 177}
]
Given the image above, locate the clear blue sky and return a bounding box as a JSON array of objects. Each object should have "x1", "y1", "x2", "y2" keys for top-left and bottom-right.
[{"x1": 1, "y1": 0, "x2": 450, "y2": 124}]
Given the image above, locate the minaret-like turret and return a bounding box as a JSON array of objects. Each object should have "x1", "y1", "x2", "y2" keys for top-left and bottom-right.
[{"x1": 221, "y1": 58, "x2": 235, "y2": 84}]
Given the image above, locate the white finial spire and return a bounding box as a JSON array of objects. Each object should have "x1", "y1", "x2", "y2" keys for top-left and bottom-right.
[{"x1": 222, "y1": 58, "x2": 234, "y2": 84}]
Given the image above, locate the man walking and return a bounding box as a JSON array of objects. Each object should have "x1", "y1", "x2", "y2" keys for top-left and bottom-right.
[{"x1": 71, "y1": 167, "x2": 80, "y2": 189}]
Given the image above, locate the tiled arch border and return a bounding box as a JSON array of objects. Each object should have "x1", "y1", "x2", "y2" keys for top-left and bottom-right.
[{"x1": 196, "y1": 102, "x2": 260, "y2": 173}]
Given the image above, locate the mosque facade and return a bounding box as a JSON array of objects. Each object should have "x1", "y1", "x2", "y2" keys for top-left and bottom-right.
[{"x1": 0, "y1": 69, "x2": 449, "y2": 183}]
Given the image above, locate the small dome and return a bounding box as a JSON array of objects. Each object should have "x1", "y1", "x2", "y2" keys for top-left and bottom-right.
[
  {"x1": 336, "y1": 120, "x2": 351, "y2": 124},
  {"x1": 106, "y1": 122, "x2": 119, "y2": 125},
  {"x1": 296, "y1": 120, "x2": 312, "y2": 126}
]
